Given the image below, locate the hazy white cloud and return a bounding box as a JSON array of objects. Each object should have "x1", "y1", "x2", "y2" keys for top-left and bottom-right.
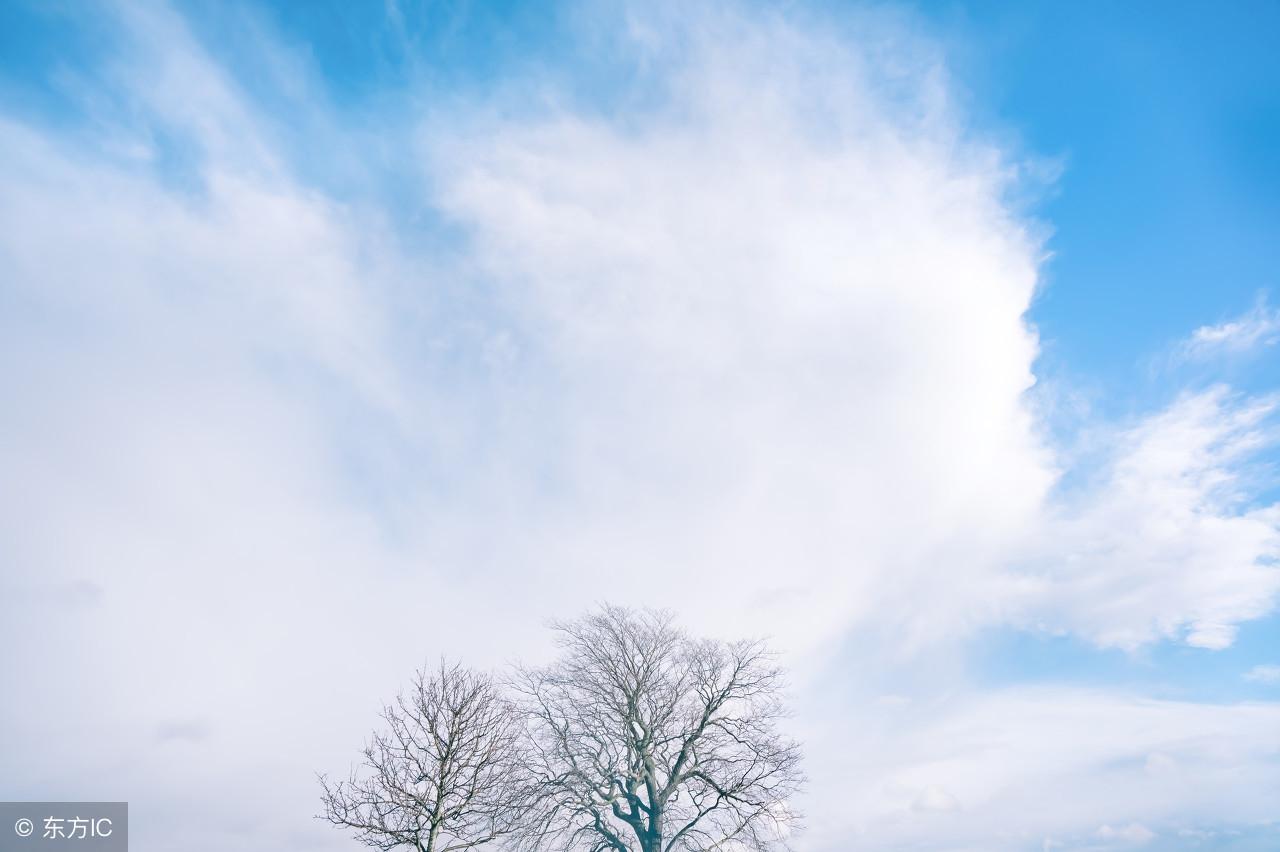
[
  {"x1": 912, "y1": 785, "x2": 962, "y2": 813},
  {"x1": 1245, "y1": 664, "x2": 1280, "y2": 684},
  {"x1": 1, "y1": 2, "x2": 1279, "y2": 851},
  {"x1": 1096, "y1": 823, "x2": 1156, "y2": 846},
  {"x1": 803, "y1": 687, "x2": 1280, "y2": 851}
]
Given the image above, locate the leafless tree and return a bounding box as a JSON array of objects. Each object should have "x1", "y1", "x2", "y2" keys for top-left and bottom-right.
[
  {"x1": 512, "y1": 606, "x2": 804, "y2": 852},
  {"x1": 320, "y1": 660, "x2": 528, "y2": 852}
]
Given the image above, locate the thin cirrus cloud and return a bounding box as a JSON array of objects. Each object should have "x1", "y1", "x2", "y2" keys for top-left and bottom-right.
[
  {"x1": 1176, "y1": 294, "x2": 1280, "y2": 362},
  {"x1": 0, "y1": 2, "x2": 1278, "y2": 851}
]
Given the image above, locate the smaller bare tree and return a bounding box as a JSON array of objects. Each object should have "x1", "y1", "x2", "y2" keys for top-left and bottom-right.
[{"x1": 320, "y1": 660, "x2": 527, "y2": 852}]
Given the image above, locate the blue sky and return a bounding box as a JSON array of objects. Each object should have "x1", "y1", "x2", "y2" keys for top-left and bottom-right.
[
  {"x1": 935, "y1": 0, "x2": 1280, "y2": 721},
  {"x1": 1, "y1": 2, "x2": 1278, "y2": 851},
  {"x1": 939, "y1": 0, "x2": 1280, "y2": 399}
]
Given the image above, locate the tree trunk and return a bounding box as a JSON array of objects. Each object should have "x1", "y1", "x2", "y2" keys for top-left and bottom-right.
[{"x1": 642, "y1": 818, "x2": 663, "y2": 852}]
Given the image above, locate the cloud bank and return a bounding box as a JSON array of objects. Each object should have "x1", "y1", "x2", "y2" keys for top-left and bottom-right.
[{"x1": 1, "y1": 2, "x2": 1277, "y2": 850}]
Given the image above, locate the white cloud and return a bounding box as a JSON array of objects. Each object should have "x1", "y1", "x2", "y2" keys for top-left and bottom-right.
[
  {"x1": 1178, "y1": 295, "x2": 1280, "y2": 361},
  {"x1": 419, "y1": 5, "x2": 1280, "y2": 657},
  {"x1": 1096, "y1": 822, "x2": 1156, "y2": 845},
  {"x1": 1022, "y1": 387, "x2": 1280, "y2": 650},
  {"x1": 425, "y1": 2, "x2": 1056, "y2": 652},
  {"x1": 1, "y1": 3, "x2": 1279, "y2": 852},
  {"x1": 1245, "y1": 664, "x2": 1280, "y2": 684}
]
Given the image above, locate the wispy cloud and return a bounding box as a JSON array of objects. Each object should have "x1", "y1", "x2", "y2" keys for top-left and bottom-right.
[
  {"x1": 1244, "y1": 664, "x2": 1280, "y2": 684},
  {"x1": 1177, "y1": 294, "x2": 1280, "y2": 362},
  {"x1": 1024, "y1": 387, "x2": 1280, "y2": 650}
]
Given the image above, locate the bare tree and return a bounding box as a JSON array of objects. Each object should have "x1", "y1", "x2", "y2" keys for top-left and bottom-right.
[
  {"x1": 320, "y1": 660, "x2": 527, "y2": 852},
  {"x1": 512, "y1": 606, "x2": 804, "y2": 852}
]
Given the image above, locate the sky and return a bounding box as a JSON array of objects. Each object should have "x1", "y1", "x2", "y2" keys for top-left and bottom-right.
[{"x1": 0, "y1": 1, "x2": 1278, "y2": 851}]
